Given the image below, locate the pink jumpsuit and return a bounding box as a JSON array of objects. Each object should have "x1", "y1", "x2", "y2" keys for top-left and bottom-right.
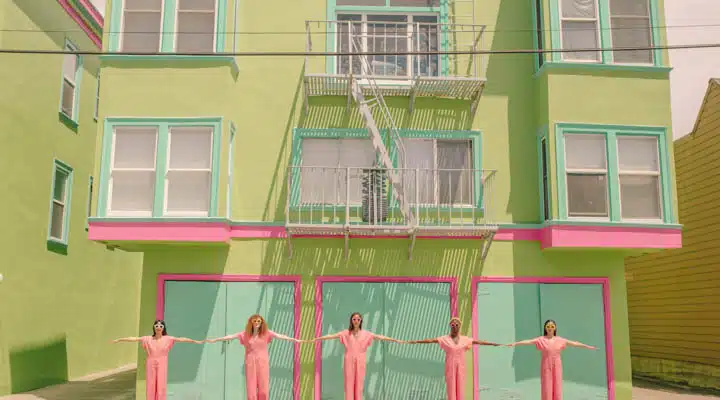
[
  {"x1": 142, "y1": 335, "x2": 176, "y2": 400},
  {"x1": 237, "y1": 330, "x2": 277, "y2": 400},
  {"x1": 438, "y1": 335, "x2": 472, "y2": 400},
  {"x1": 339, "y1": 330, "x2": 374, "y2": 400},
  {"x1": 534, "y1": 336, "x2": 568, "y2": 400}
]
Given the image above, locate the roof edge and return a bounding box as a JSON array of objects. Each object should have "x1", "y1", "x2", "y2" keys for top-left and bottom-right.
[
  {"x1": 57, "y1": 0, "x2": 103, "y2": 48},
  {"x1": 689, "y1": 78, "x2": 720, "y2": 137}
]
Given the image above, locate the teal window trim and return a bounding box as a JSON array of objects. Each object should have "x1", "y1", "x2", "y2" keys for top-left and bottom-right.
[
  {"x1": 536, "y1": 126, "x2": 552, "y2": 221},
  {"x1": 108, "y1": 0, "x2": 228, "y2": 53},
  {"x1": 530, "y1": 0, "x2": 545, "y2": 73},
  {"x1": 97, "y1": 117, "x2": 223, "y2": 218},
  {"x1": 48, "y1": 159, "x2": 74, "y2": 247},
  {"x1": 325, "y1": 0, "x2": 449, "y2": 76},
  {"x1": 94, "y1": 73, "x2": 100, "y2": 122},
  {"x1": 546, "y1": 0, "x2": 663, "y2": 67},
  {"x1": 555, "y1": 122, "x2": 674, "y2": 224},
  {"x1": 391, "y1": 129, "x2": 483, "y2": 210},
  {"x1": 86, "y1": 176, "x2": 94, "y2": 230},
  {"x1": 289, "y1": 128, "x2": 386, "y2": 209},
  {"x1": 58, "y1": 38, "x2": 82, "y2": 126},
  {"x1": 227, "y1": 122, "x2": 236, "y2": 219}
]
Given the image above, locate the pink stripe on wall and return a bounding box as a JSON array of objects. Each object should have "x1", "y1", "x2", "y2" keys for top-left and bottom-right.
[
  {"x1": 313, "y1": 276, "x2": 458, "y2": 400},
  {"x1": 470, "y1": 276, "x2": 615, "y2": 400},
  {"x1": 56, "y1": 0, "x2": 102, "y2": 48},
  {"x1": 156, "y1": 274, "x2": 303, "y2": 400},
  {"x1": 541, "y1": 224, "x2": 682, "y2": 249}
]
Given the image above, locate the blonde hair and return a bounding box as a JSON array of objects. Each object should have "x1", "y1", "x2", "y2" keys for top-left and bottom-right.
[{"x1": 450, "y1": 317, "x2": 462, "y2": 325}]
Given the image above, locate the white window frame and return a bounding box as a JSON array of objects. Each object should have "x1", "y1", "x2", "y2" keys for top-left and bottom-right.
[
  {"x1": 162, "y1": 126, "x2": 215, "y2": 217},
  {"x1": 563, "y1": 133, "x2": 610, "y2": 221},
  {"x1": 106, "y1": 126, "x2": 159, "y2": 218},
  {"x1": 60, "y1": 41, "x2": 80, "y2": 120},
  {"x1": 49, "y1": 166, "x2": 71, "y2": 242},
  {"x1": 557, "y1": 0, "x2": 602, "y2": 63},
  {"x1": 335, "y1": 12, "x2": 441, "y2": 81},
  {"x1": 607, "y1": 0, "x2": 654, "y2": 65},
  {"x1": 119, "y1": 0, "x2": 165, "y2": 52},
  {"x1": 616, "y1": 135, "x2": 663, "y2": 222},
  {"x1": 172, "y1": 0, "x2": 219, "y2": 52}
]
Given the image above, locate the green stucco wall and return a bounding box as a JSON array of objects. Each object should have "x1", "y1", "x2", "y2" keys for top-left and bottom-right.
[{"x1": 0, "y1": 0, "x2": 143, "y2": 395}]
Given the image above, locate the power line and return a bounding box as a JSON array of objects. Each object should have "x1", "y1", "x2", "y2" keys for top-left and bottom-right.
[{"x1": 0, "y1": 42, "x2": 719, "y2": 56}]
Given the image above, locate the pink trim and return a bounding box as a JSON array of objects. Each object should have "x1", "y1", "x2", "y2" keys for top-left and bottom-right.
[
  {"x1": 313, "y1": 276, "x2": 458, "y2": 400},
  {"x1": 89, "y1": 222, "x2": 230, "y2": 242},
  {"x1": 156, "y1": 274, "x2": 302, "y2": 400},
  {"x1": 56, "y1": 0, "x2": 102, "y2": 48},
  {"x1": 77, "y1": 0, "x2": 104, "y2": 26},
  {"x1": 471, "y1": 276, "x2": 615, "y2": 400},
  {"x1": 541, "y1": 224, "x2": 681, "y2": 249}
]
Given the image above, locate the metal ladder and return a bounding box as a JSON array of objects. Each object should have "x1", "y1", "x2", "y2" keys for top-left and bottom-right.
[{"x1": 348, "y1": 27, "x2": 414, "y2": 226}]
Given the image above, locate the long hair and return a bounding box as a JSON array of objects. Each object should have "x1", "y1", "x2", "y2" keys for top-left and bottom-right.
[
  {"x1": 152, "y1": 319, "x2": 168, "y2": 336},
  {"x1": 245, "y1": 314, "x2": 269, "y2": 337},
  {"x1": 348, "y1": 312, "x2": 363, "y2": 332},
  {"x1": 543, "y1": 319, "x2": 557, "y2": 336}
]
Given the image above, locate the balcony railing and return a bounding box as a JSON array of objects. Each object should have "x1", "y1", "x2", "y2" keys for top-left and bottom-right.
[{"x1": 286, "y1": 166, "x2": 497, "y2": 235}]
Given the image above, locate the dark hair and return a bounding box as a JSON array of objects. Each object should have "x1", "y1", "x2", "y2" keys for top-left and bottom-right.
[
  {"x1": 348, "y1": 312, "x2": 363, "y2": 332},
  {"x1": 152, "y1": 319, "x2": 168, "y2": 336},
  {"x1": 543, "y1": 319, "x2": 557, "y2": 336}
]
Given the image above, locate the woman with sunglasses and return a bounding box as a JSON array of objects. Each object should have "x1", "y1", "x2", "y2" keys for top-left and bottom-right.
[
  {"x1": 507, "y1": 319, "x2": 597, "y2": 400},
  {"x1": 206, "y1": 314, "x2": 302, "y2": 400},
  {"x1": 112, "y1": 319, "x2": 203, "y2": 400},
  {"x1": 405, "y1": 316, "x2": 502, "y2": 400},
  {"x1": 311, "y1": 312, "x2": 402, "y2": 400}
]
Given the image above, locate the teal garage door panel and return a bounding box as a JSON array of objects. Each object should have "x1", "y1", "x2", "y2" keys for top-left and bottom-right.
[
  {"x1": 539, "y1": 284, "x2": 608, "y2": 400},
  {"x1": 476, "y1": 282, "x2": 541, "y2": 399},
  {"x1": 165, "y1": 281, "x2": 227, "y2": 400},
  {"x1": 225, "y1": 282, "x2": 296, "y2": 400},
  {"x1": 383, "y1": 282, "x2": 449, "y2": 399},
  {"x1": 321, "y1": 282, "x2": 385, "y2": 400}
]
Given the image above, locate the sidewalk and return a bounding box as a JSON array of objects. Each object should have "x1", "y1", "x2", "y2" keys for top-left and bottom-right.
[{"x1": 633, "y1": 378, "x2": 720, "y2": 400}]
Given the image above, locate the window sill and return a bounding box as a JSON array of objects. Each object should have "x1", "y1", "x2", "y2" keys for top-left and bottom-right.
[
  {"x1": 535, "y1": 62, "x2": 672, "y2": 78},
  {"x1": 99, "y1": 54, "x2": 239, "y2": 77},
  {"x1": 47, "y1": 238, "x2": 68, "y2": 255},
  {"x1": 543, "y1": 219, "x2": 681, "y2": 229},
  {"x1": 59, "y1": 112, "x2": 79, "y2": 132}
]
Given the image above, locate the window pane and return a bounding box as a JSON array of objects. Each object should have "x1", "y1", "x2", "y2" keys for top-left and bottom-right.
[
  {"x1": 610, "y1": 17, "x2": 653, "y2": 64},
  {"x1": 367, "y1": 18, "x2": 409, "y2": 77},
  {"x1": 178, "y1": 0, "x2": 215, "y2": 11},
  {"x1": 339, "y1": 139, "x2": 376, "y2": 203},
  {"x1": 565, "y1": 134, "x2": 606, "y2": 170},
  {"x1": 336, "y1": 0, "x2": 384, "y2": 6},
  {"x1": 336, "y1": 16, "x2": 363, "y2": 75},
  {"x1": 166, "y1": 170, "x2": 211, "y2": 213},
  {"x1": 400, "y1": 138, "x2": 434, "y2": 204},
  {"x1": 125, "y1": 0, "x2": 162, "y2": 10},
  {"x1": 567, "y1": 174, "x2": 608, "y2": 217},
  {"x1": 618, "y1": 136, "x2": 659, "y2": 171},
  {"x1": 609, "y1": 0, "x2": 649, "y2": 16},
  {"x1": 176, "y1": 12, "x2": 216, "y2": 52},
  {"x1": 437, "y1": 140, "x2": 473, "y2": 205},
  {"x1": 61, "y1": 80, "x2": 75, "y2": 116},
  {"x1": 50, "y1": 202, "x2": 65, "y2": 239},
  {"x1": 390, "y1": 0, "x2": 439, "y2": 6},
  {"x1": 561, "y1": 21, "x2": 600, "y2": 61},
  {"x1": 413, "y1": 19, "x2": 440, "y2": 77},
  {"x1": 561, "y1": 0, "x2": 596, "y2": 18},
  {"x1": 620, "y1": 175, "x2": 661, "y2": 219},
  {"x1": 113, "y1": 127, "x2": 158, "y2": 169},
  {"x1": 300, "y1": 139, "x2": 340, "y2": 204},
  {"x1": 169, "y1": 127, "x2": 213, "y2": 169},
  {"x1": 62, "y1": 54, "x2": 76, "y2": 80},
  {"x1": 110, "y1": 171, "x2": 155, "y2": 213},
  {"x1": 122, "y1": 11, "x2": 162, "y2": 52},
  {"x1": 53, "y1": 170, "x2": 68, "y2": 202}
]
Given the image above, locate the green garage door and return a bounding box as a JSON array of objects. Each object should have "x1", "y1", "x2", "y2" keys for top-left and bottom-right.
[{"x1": 320, "y1": 282, "x2": 451, "y2": 400}]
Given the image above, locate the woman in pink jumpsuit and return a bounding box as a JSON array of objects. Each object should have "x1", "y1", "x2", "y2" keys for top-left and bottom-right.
[
  {"x1": 407, "y1": 317, "x2": 501, "y2": 400},
  {"x1": 207, "y1": 314, "x2": 302, "y2": 400},
  {"x1": 112, "y1": 319, "x2": 203, "y2": 400},
  {"x1": 508, "y1": 319, "x2": 597, "y2": 400},
  {"x1": 312, "y1": 312, "x2": 402, "y2": 400}
]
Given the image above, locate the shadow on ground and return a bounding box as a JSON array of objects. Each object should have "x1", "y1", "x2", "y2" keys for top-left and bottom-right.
[
  {"x1": 1, "y1": 369, "x2": 136, "y2": 400},
  {"x1": 633, "y1": 376, "x2": 720, "y2": 400}
]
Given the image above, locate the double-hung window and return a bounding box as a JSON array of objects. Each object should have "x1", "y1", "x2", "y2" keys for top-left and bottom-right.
[
  {"x1": 49, "y1": 160, "x2": 74, "y2": 244},
  {"x1": 120, "y1": 0, "x2": 163, "y2": 52},
  {"x1": 617, "y1": 136, "x2": 662, "y2": 219},
  {"x1": 175, "y1": 0, "x2": 217, "y2": 52},
  {"x1": 60, "y1": 40, "x2": 81, "y2": 122},
  {"x1": 564, "y1": 134, "x2": 609, "y2": 218},
  {"x1": 559, "y1": 0, "x2": 601, "y2": 62}
]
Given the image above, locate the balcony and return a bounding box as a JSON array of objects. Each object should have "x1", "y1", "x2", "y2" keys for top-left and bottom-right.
[
  {"x1": 303, "y1": 19, "x2": 488, "y2": 114},
  {"x1": 285, "y1": 166, "x2": 497, "y2": 258}
]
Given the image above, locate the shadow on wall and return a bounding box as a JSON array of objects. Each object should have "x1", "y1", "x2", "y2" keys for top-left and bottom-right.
[
  {"x1": 13, "y1": 369, "x2": 137, "y2": 400},
  {"x1": 9, "y1": 336, "x2": 69, "y2": 393}
]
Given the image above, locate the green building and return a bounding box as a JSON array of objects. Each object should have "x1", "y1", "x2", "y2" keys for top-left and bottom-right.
[
  {"x1": 0, "y1": 0, "x2": 142, "y2": 395},
  {"x1": 88, "y1": 0, "x2": 682, "y2": 398}
]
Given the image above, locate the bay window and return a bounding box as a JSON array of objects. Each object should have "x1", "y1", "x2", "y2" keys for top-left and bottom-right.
[
  {"x1": 564, "y1": 134, "x2": 609, "y2": 218},
  {"x1": 617, "y1": 136, "x2": 662, "y2": 220}
]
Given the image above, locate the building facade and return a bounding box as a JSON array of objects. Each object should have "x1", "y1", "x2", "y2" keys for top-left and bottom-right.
[
  {"x1": 89, "y1": 0, "x2": 681, "y2": 398},
  {"x1": 625, "y1": 79, "x2": 720, "y2": 391},
  {"x1": 0, "y1": 0, "x2": 142, "y2": 395}
]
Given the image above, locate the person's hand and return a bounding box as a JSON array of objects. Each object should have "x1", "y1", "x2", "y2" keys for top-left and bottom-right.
[
  {"x1": 505, "y1": 343, "x2": 515, "y2": 347},
  {"x1": 589, "y1": 346, "x2": 597, "y2": 350}
]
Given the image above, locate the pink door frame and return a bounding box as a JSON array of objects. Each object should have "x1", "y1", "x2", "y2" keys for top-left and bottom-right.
[
  {"x1": 471, "y1": 276, "x2": 615, "y2": 400},
  {"x1": 156, "y1": 273, "x2": 303, "y2": 400}
]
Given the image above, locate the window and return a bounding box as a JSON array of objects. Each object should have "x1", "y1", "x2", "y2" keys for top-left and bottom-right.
[
  {"x1": 564, "y1": 134, "x2": 609, "y2": 218},
  {"x1": 120, "y1": 0, "x2": 162, "y2": 52},
  {"x1": 299, "y1": 138, "x2": 376, "y2": 204},
  {"x1": 60, "y1": 40, "x2": 81, "y2": 121},
  {"x1": 49, "y1": 160, "x2": 73, "y2": 243},
  {"x1": 226, "y1": 124, "x2": 235, "y2": 218},
  {"x1": 399, "y1": 138, "x2": 474, "y2": 206},
  {"x1": 559, "y1": 0, "x2": 600, "y2": 62},
  {"x1": 535, "y1": 0, "x2": 545, "y2": 68},
  {"x1": 100, "y1": 118, "x2": 222, "y2": 218},
  {"x1": 617, "y1": 136, "x2": 661, "y2": 220},
  {"x1": 175, "y1": 0, "x2": 217, "y2": 52},
  {"x1": 94, "y1": 74, "x2": 100, "y2": 121},
  {"x1": 86, "y1": 176, "x2": 94, "y2": 229},
  {"x1": 540, "y1": 137, "x2": 551, "y2": 220},
  {"x1": 609, "y1": 0, "x2": 653, "y2": 64}
]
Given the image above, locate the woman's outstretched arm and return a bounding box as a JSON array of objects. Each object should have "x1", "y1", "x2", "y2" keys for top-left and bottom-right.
[
  {"x1": 567, "y1": 340, "x2": 596, "y2": 350},
  {"x1": 372, "y1": 334, "x2": 403, "y2": 343},
  {"x1": 273, "y1": 332, "x2": 302, "y2": 343},
  {"x1": 472, "y1": 339, "x2": 502, "y2": 346},
  {"x1": 313, "y1": 332, "x2": 342, "y2": 342},
  {"x1": 506, "y1": 338, "x2": 537, "y2": 347},
  {"x1": 206, "y1": 334, "x2": 238, "y2": 343},
  {"x1": 174, "y1": 337, "x2": 204, "y2": 344},
  {"x1": 112, "y1": 337, "x2": 142, "y2": 343},
  {"x1": 405, "y1": 338, "x2": 438, "y2": 344}
]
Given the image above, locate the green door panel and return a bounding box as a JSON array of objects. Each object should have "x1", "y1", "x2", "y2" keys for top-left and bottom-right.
[
  {"x1": 262, "y1": 282, "x2": 296, "y2": 399},
  {"x1": 165, "y1": 281, "x2": 227, "y2": 400},
  {"x1": 539, "y1": 284, "x2": 608, "y2": 400},
  {"x1": 383, "y1": 282, "x2": 449, "y2": 399},
  {"x1": 321, "y1": 282, "x2": 385, "y2": 400},
  {"x1": 476, "y1": 282, "x2": 541, "y2": 399}
]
